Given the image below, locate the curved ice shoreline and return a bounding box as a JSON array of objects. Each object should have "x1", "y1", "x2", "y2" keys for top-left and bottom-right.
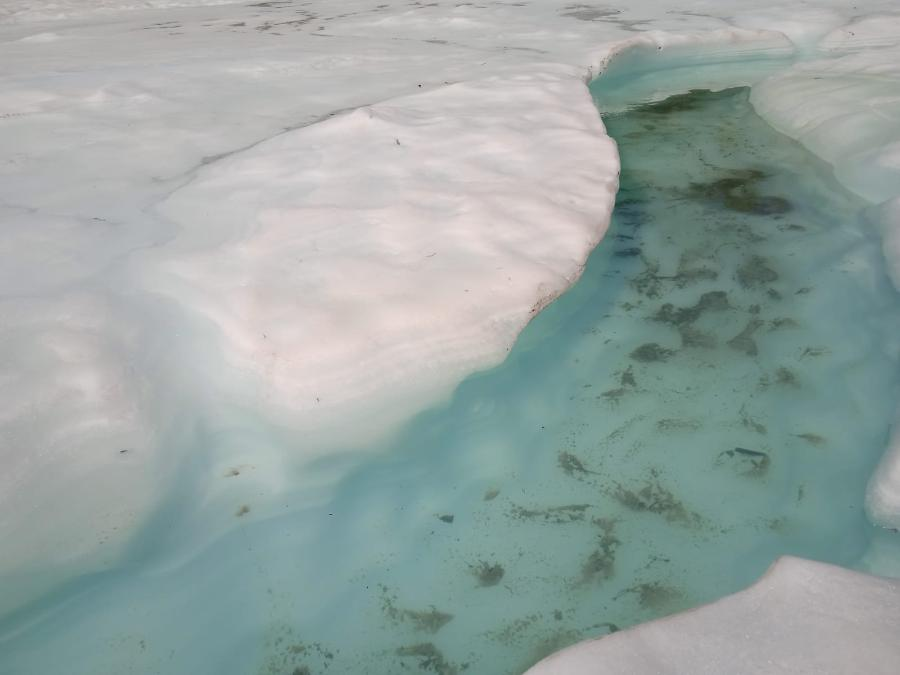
[
  {"x1": 527, "y1": 556, "x2": 900, "y2": 675},
  {"x1": 1, "y1": 0, "x2": 900, "y2": 639}
]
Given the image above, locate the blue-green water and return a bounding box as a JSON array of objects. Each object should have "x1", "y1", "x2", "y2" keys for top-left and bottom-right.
[{"x1": 2, "y1": 85, "x2": 900, "y2": 675}]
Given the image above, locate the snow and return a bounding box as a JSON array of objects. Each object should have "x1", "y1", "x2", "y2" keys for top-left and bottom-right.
[
  {"x1": 146, "y1": 71, "x2": 618, "y2": 445},
  {"x1": 2, "y1": 0, "x2": 900, "y2": 637},
  {"x1": 748, "y1": 16, "x2": 900, "y2": 529},
  {"x1": 525, "y1": 556, "x2": 900, "y2": 675}
]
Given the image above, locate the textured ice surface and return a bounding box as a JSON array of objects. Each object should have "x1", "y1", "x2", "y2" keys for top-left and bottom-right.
[{"x1": 526, "y1": 556, "x2": 900, "y2": 675}]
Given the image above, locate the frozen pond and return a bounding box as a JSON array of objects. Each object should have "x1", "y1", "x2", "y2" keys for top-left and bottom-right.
[{"x1": 2, "y1": 82, "x2": 900, "y2": 675}]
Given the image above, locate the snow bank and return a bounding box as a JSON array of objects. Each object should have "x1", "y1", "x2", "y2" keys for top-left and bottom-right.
[
  {"x1": 749, "y1": 16, "x2": 900, "y2": 529},
  {"x1": 145, "y1": 70, "x2": 618, "y2": 445},
  {"x1": 526, "y1": 556, "x2": 900, "y2": 675}
]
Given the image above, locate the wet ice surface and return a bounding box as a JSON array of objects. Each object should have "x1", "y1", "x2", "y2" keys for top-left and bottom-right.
[{"x1": 3, "y1": 86, "x2": 900, "y2": 675}]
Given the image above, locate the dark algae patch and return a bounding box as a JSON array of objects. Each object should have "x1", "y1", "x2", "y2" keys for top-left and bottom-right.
[
  {"x1": 612, "y1": 470, "x2": 700, "y2": 526},
  {"x1": 629, "y1": 342, "x2": 675, "y2": 362},
  {"x1": 717, "y1": 447, "x2": 771, "y2": 477},
  {"x1": 470, "y1": 561, "x2": 505, "y2": 587},
  {"x1": 509, "y1": 503, "x2": 591, "y2": 524},
  {"x1": 620, "y1": 581, "x2": 684, "y2": 610},
  {"x1": 380, "y1": 586, "x2": 454, "y2": 634},
  {"x1": 686, "y1": 168, "x2": 792, "y2": 216},
  {"x1": 558, "y1": 451, "x2": 596, "y2": 477},
  {"x1": 580, "y1": 518, "x2": 621, "y2": 584},
  {"x1": 395, "y1": 643, "x2": 460, "y2": 675},
  {"x1": 737, "y1": 255, "x2": 779, "y2": 288}
]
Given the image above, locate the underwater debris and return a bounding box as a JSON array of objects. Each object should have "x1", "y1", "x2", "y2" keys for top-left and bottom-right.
[
  {"x1": 687, "y1": 169, "x2": 792, "y2": 216},
  {"x1": 653, "y1": 290, "x2": 730, "y2": 326},
  {"x1": 740, "y1": 405, "x2": 767, "y2": 435},
  {"x1": 727, "y1": 318, "x2": 763, "y2": 356},
  {"x1": 769, "y1": 317, "x2": 800, "y2": 331},
  {"x1": 775, "y1": 366, "x2": 799, "y2": 386},
  {"x1": 622, "y1": 581, "x2": 683, "y2": 610},
  {"x1": 799, "y1": 346, "x2": 829, "y2": 359},
  {"x1": 520, "y1": 630, "x2": 584, "y2": 673},
  {"x1": 678, "y1": 325, "x2": 716, "y2": 349},
  {"x1": 656, "y1": 418, "x2": 702, "y2": 432},
  {"x1": 380, "y1": 586, "x2": 454, "y2": 634},
  {"x1": 612, "y1": 472, "x2": 698, "y2": 526},
  {"x1": 794, "y1": 433, "x2": 826, "y2": 446},
  {"x1": 558, "y1": 451, "x2": 595, "y2": 477},
  {"x1": 631, "y1": 257, "x2": 664, "y2": 298},
  {"x1": 483, "y1": 488, "x2": 500, "y2": 501},
  {"x1": 471, "y1": 561, "x2": 505, "y2": 587},
  {"x1": 717, "y1": 446, "x2": 770, "y2": 477},
  {"x1": 631, "y1": 89, "x2": 712, "y2": 114},
  {"x1": 601, "y1": 386, "x2": 628, "y2": 404},
  {"x1": 580, "y1": 518, "x2": 620, "y2": 584},
  {"x1": 736, "y1": 255, "x2": 779, "y2": 288},
  {"x1": 395, "y1": 643, "x2": 459, "y2": 675},
  {"x1": 235, "y1": 504, "x2": 250, "y2": 517},
  {"x1": 486, "y1": 614, "x2": 540, "y2": 646},
  {"x1": 629, "y1": 343, "x2": 675, "y2": 362},
  {"x1": 509, "y1": 503, "x2": 591, "y2": 524},
  {"x1": 437, "y1": 514, "x2": 455, "y2": 524}
]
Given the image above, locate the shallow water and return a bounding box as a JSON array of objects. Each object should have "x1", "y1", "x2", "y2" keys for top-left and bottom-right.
[{"x1": 3, "y1": 86, "x2": 900, "y2": 675}]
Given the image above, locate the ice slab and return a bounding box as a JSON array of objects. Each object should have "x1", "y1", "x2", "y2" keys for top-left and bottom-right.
[
  {"x1": 526, "y1": 556, "x2": 900, "y2": 675},
  {"x1": 147, "y1": 70, "x2": 619, "y2": 446}
]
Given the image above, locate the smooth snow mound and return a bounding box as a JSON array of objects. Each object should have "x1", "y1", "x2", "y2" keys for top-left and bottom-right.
[
  {"x1": 147, "y1": 71, "x2": 618, "y2": 445},
  {"x1": 526, "y1": 556, "x2": 900, "y2": 675}
]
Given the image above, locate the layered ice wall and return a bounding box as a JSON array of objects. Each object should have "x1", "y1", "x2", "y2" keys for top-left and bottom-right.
[{"x1": 748, "y1": 15, "x2": 900, "y2": 529}]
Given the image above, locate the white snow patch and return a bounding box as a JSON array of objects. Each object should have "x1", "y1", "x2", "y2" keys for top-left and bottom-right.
[
  {"x1": 526, "y1": 557, "x2": 900, "y2": 675},
  {"x1": 147, "y1": 71, "x2": 619, "y2": 445}
]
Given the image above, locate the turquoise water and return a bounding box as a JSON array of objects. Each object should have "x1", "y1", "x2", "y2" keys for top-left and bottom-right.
[{"x1": 2, "y1": 84, "x2": 900, "y2": 674}]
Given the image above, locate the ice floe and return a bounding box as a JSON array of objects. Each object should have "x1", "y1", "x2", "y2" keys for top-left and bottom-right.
[{"x1": 526, "y1": 556, "x2": 900, "y2": 675}]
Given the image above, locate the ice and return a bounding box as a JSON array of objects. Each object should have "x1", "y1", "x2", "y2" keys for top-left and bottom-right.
[
  {"x1": 748, "y1": 17, "x2": 900, "y2": 528},
  {"x1": 526, "y1": 557, "x2": 900, "y2": 675},
  {"x1": 147, "y1": 71, "x2": 619, "y2": 447}
]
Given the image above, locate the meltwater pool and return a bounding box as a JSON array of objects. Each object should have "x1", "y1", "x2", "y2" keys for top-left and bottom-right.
[{"x1": 2, "y1": 82, "x2": 899, "y2": 675}]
